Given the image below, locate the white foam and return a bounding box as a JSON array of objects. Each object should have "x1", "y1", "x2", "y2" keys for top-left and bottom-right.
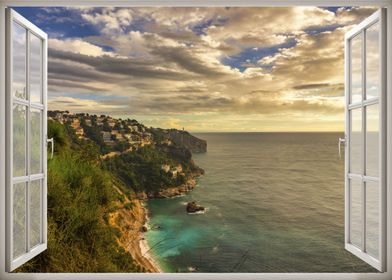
[{"x1": 187, "y1": 208, "x2": 208, "y2": 215}]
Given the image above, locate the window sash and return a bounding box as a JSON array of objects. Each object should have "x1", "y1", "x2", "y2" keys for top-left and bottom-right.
[
  {"x1": 5, "y1": 8, "x2": 48, "y2": 272},
  {"x1": 344, "y1": 9, "x2": 387, "y2": 272}
]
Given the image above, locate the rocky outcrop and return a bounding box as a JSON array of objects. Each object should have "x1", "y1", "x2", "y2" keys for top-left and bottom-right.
[
  {"x1": 137, "y1": 178, "x2": 196, "y2": 199},
  {"x1": 149, "y1": 127, "x2": 206, "y2": 153},
  {"x1": 167, "y1": 130, "x2": 207, "y2": 153},
  {"x1": 141, "y1": 225, "x2": 148, "y2": 232},
  {"x1": 186, "y1": 202, "x2": 205, "y2": 213},
  {"x1": 136, "y1": 168, "x2": 204, "y2": 200},
  {"x1": 154, "y1": 177, "x2": 196, "y2": 198}
]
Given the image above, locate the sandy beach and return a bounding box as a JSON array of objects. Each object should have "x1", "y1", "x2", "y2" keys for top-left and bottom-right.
[
  {"x1": 137, "y1": 233, "x2": 163, "y2": 273},
  {"x1": 126, "y1": 203, "x2": 163, "y2": 273}
]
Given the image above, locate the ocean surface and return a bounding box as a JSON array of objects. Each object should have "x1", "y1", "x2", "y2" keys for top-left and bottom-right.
[{"x1": 145, "y1": 132, "x2": 376, "y2": 272}]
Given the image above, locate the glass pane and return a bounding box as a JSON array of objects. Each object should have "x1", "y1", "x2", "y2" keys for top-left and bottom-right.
[
  {"x1": 351, "y1": 33, "x2": 363, "y2": 104},
  {"x1": 350, "y1": 109, "x2": 362, "y2": 174},
  {"x1": 30, "y1": 180, "x2": 42, "y2": 248},
  {"x1": 13, "y1": 105, "x2": 26, "y2": 177},
  {"x1": 13, "y1": 182, "x2": 26, "y2": 259},
  {"x1": 366, "y1": 180, "x2": 379, "y2": 259},
  {"x1": 366, "y1": 104, "x2": 379, "y2": 177},
  {"x1": 12, "y1": 22, "x2": 27, "y2": 100},
  {"x1": 366, "y1": 22, "x2": 380, "y2": 100},
  {"x1": 350, "y1": 179, "x2": 362, "y2": 248},
  {"x1": 31, "y1": 109, "x2": 42, "y2": 174},
  {"x1": 30, "y1": 34, "x2": 42, "y2": 103}
]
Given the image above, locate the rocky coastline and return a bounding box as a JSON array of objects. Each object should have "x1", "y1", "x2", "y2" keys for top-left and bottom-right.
[
  {"x1": 45, "y1": 112, "x2": 207, "y2": 272},
  {"x1": 136, "y1": 168, "x2": 204, "y2": 200},
  {"x1": 112, "y1": 168, "x2": 204, "y2": 273},
  {"x1": 109, "y1": 186, "x2": 162, "y2": 273}
]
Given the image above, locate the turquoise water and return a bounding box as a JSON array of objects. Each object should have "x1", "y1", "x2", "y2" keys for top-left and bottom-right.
[{"x1": 145, "y1": 133, "x2": 376, "y2": 272}]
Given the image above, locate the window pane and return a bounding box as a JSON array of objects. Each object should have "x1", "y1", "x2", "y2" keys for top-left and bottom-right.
[
  {"x1": 351, "y1": 33, "x2": 363, "y2": 104},
  {"x1": 13, "y1": 182, "x2": 26, "y2": 259},
  {"x1": 350, "y1": 109, "x2": 362, "y2": 174},
  {"x1": 366, "y1": 181, "x2": 379, "y2": 259},
  {"x1": 12, "y1": 22, "x2": 27, "y2": 100},
  {"x1": 350, "y1": 179, "x2": 362, "y2": 248},
  {"x1": 30, "y1": 34, "x2": 42, "y2": 104},
  {"x1": 30, "y1": 180, "x2": 42, "y2": 248},
  {"x1": 31, "y1": 109, "x2": 42, "y2": 174},
  {"x1": 366, "y1": 22, "x2": 380, "y2": 100},
  {"x1": 13, "y1": 104, "x2": 26, "y2": 177},
  {"x1": 366, "y1": 104, "x2": 379, "y2": 177}
]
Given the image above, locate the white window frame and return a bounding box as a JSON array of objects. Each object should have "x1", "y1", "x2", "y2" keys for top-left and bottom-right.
[
  {"x1": 344, "y1": 9, "x2": 387, "y2": 271},
  {"x1": 5, "y1": 9, "x2": 48, "y2": 272},
  {"x1": 0, "y1": 1, "x2": 391, "y2": 280}
]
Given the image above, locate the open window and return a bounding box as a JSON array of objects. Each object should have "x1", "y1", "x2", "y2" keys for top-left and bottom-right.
[
  {"x1": 0, "y1": 4, "x2": 389, "y2": 277},
  {"x1": 5, "y1": 9, "x2": 48, "y2": 271},
  {"x1": 344, "y1": 9, "x2": 386, "y2": 271}
]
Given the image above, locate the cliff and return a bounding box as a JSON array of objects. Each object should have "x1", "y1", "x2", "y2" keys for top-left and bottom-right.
[
  {"x1": 150, "y1": 127, "x2": 207, "y2": 154},
  {"x1": 109, "y1": 186, "x2": 161, "y2": 272},
  {"x1": 167, "y1": 129, "x2": 207, "y2": 153},
  {"x1": 136, "y1": 167, "x2": 204, "y2": 200}
]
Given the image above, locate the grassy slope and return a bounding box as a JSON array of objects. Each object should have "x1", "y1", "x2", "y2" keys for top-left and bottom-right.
[{"x1": 18, "y1": 120, "x2": 143, "y2": 272}]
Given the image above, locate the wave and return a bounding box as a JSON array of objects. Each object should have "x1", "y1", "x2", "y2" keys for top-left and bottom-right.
[
  {"x1": 167, "y1": 193, "x2": 186, "y2": 199},
  {"x1": 187, "y1": 207, "x2": 208, "y2": 215}
]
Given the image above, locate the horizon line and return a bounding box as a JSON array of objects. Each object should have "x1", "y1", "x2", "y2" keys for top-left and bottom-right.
[{"x1": 189, "y1": 131, "x2": 345, "y2": 133}]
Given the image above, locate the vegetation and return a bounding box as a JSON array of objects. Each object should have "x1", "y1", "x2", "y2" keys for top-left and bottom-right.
[
  {"x1": 18, "y1": 120, "x2": 143, "y2": 272},
  {"x1": 103, "y1": 146, "x2": 186, "y2": 193},
  {"x1": 81, "y1": 120, "x2": 107, "y2": 152},
  {"x1": 17, "y1": 116, "x2": 203, "y2": 272}
]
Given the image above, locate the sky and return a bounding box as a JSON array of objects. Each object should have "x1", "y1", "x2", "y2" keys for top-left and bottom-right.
[{"x1": 15, "y1": 6, "x2": 377, "y2": 132}]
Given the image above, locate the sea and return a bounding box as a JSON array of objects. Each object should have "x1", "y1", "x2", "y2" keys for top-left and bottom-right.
[{"x1": 145, "y1": 132, "x2": 377, "y2": 273}]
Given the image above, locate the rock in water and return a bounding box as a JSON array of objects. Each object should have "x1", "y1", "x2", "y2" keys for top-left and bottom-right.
[{"x1": 186, "y1": 201, "x2": 205, "y2": 213}]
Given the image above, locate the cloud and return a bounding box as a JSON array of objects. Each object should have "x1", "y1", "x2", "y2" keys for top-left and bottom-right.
[
  {"x1": 49, "y1": 96, "x2": 128, "y2": 114},
  {"x1": 81, "y1": 7, "x2": 133, "y2": 34},
  {"x1": 48, "y1": 48, "x2": 198, "y2": 82},
  {"x1": 26, "y1": 6, "x2": 378, "y2": 131},
  {"x1": 49, "y1": 38, "x2": 114, "y2": 57},
  {"x1": 293, "y1": 83, "x2": 334, "y2": 90}
]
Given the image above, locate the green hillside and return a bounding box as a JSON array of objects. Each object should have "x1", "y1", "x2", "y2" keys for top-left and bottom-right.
[
  {"x1": 17, "y1": 116, "x2": 205, "y2": 272},
  {"x1": 18, "y1": 120, "x2": 143, "y2": 272}
]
